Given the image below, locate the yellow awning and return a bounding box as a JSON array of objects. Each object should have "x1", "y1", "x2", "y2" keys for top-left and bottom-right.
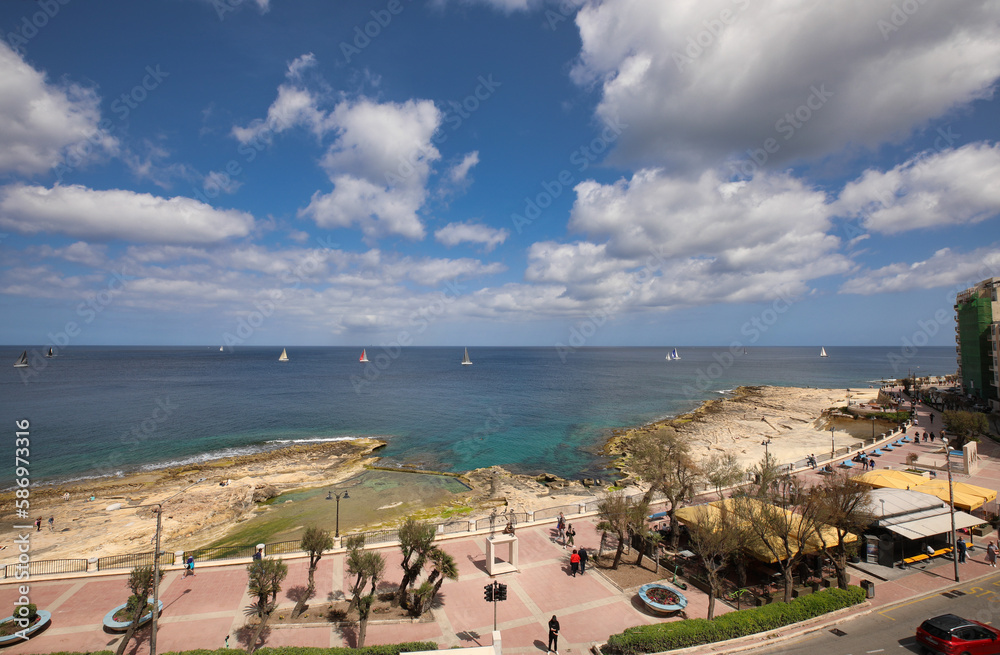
[
  {"x1": 855, "y1": 470, "x2": 926, "y2": 490},
  {"x1": 911, "y1": 480, "x2": 991, "y2": 512}
]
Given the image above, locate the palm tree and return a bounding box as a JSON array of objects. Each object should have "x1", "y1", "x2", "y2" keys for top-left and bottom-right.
[
  {"x1": 244, "y1": 558, "x2": 287, "y2": 653},
  {"x1": 411, "y1": 548, "x2": 458, "y2": 617},
  {"x1": 396, "y1": 518, "x2": 436, "y2": 608},
  {"x1": 292, "y1": 526, "x2": 333, "y2": 617},
  {"x1": 115, "y1": 565, "x2": 155, "y2": 655}
]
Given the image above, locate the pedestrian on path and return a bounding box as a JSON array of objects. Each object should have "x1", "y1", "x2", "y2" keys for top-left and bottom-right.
[
  {"x1": 578, "y1": 547, "x2": 588, "y2": 575},
  {"x1": 988, "y1": 542, "x2": 997, "y2": 567},
  {"x1": 957, "y1": 536, "x2": 967, "y2": 563},
  {"x1": 47, "y1": 517, "x2": 53, "y2": 531},
  {"x1": 547, "y1": 615, "x2": 560, "y2": 654},
  {"x1": 557, "y1": 513, "x2": 566, "y2": 544},
  {"x1": 570, "y1": 549, "x2": 580, "y2": 577},
  {"x1": 183, "y1": 555, "x2": 195, "y2": 577},
  {"x1": 566, "y1": 524, "x2": 576, "y2": 548},
  {"x1": 34, "y1": 518, "x2": 41, "y2": 531}
]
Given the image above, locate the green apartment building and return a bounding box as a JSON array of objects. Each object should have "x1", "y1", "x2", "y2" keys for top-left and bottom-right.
[{"x1": 955, "y1": 277, "x2": 1000, "y2": 411}]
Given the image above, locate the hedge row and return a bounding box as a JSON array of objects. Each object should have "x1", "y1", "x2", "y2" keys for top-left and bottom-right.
[
  {"x1": 36, "y1": 643, "x2": 439, "y2": 655},
  {"x1": 604, "y1": 586, "x2": 866, "y2": 654}
]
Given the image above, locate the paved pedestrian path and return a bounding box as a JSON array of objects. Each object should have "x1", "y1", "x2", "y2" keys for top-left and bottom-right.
[{"x1": 3, "y1": 392, "x2": 997, "y2": 654}]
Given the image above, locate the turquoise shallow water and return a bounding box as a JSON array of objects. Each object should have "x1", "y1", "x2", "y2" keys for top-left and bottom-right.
[{"x1": 0, "y1": 346, "x2": 955, "y2": 484}]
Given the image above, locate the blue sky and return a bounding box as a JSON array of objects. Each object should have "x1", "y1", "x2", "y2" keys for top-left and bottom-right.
[{"x1": 0, "y1": 0, "x2": 998, "y2": 348}]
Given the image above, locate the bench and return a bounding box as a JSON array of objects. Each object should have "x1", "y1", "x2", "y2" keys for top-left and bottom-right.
[{"x1": 903, "y1": 547, "x2": 953, "y2": 566}]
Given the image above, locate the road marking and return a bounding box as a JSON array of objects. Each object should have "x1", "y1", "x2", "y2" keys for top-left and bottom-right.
[{"x1": 867, "y1": 649, "x2": 884, "y2": 653}]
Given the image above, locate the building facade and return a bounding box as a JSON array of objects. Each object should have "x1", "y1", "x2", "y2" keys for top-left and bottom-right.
[{"x1": 955, "y1": 277, "x2": 1000, "y2": 411}]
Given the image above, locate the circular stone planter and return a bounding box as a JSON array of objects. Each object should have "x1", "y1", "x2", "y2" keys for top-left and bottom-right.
[
  {"x1": 102, "y1": 600, "x2": 163, "y2": 632},
  {"x1": 0, "y1": 610, "x2": 52, "y2": 645},
  {"x1": 638, "y1": 583, "x2": 688, "y2": 615}
]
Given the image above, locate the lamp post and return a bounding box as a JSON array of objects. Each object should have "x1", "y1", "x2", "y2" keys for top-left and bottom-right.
[
  {"x1": 761, "y1": 439, "x2": 772, "y2": 460},
  {"x1": 943, "y1": 438, "x2": 960, "y2": 583},
  {"x1": 871, "y1": 417, "x2": 876, "y2": 442},
  {"x1": 328, "y1": 490, "x2": 350, "y2": 538},
  {"x1": 123, "y1": 477, "x2": 205, "y2": 655},
  {"x1": 830, "y1": 428, "x2": 836, "y2": 459}
]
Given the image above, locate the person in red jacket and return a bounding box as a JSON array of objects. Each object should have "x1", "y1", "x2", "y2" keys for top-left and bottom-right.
[{"x1": 570, "y1": 549, "x2": 580, "y2": 577}]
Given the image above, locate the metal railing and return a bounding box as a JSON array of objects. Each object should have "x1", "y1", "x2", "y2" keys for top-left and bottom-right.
[
  {"x1": 533, "y1": 504, "x2": 579, "y2": 521},
  {"x1": 185, "y1": 544, "x2": 257, "y2": 561},
  {"x1": 96, "y1": 551, "x2": 175, "y2": 571},
  {"x1": 350, "y1": 528, "x2": 399, "y2": 545},
  {"x1": 4, "y1": 558, "x2": 88, "y2": 579},
  {"x1": 264, "y1": 540, "x2": 300, "y2": 556}
]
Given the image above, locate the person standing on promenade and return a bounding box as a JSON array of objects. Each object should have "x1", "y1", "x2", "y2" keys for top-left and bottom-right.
[
  {"x1": 987, "y1": 542, "x2": 997, "y2": 567},
  {"x1": 566, "y1": 524, "x2": 576, "y2": 548},
  {"x1": 578, "y1": 547, "x2": 588, "y2": 575},
  {"x1": 547, "y1": 615, "x2": 560, "y2": 654},
  {"x1": 570, "y1": 549, "x2": 580, "y2": 577},
  {"x1": 957, "y1": 536, "x2": 967, "y2": 563},
  {"x1": 557, "y1": 513, "x2": 566, "y2": 545}
]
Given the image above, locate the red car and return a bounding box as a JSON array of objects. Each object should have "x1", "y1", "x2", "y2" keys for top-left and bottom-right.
[{"x1": 916, "y1": 614, "x2": 1000, "y2": 655}]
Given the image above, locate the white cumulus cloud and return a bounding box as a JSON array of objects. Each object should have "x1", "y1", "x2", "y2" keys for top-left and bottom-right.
[{"x1": 435, "y1": 220, "x2": 509, "y2": 252}]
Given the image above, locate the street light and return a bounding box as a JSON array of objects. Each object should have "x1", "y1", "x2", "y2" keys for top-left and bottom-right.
[
  {"x1": 120, "y1": 477, "x2": 205, "y2": 655},
  {"x1": 942, "y1": 437, "x2": 960, "y2": 583},
  {"x1": 327, "y1": 489, "x2": 350, "y2": 538},
  {"x1": 871, "y1": 417, "x2": 876, "y2": 442},
  {"x1": 761, "y1": 439, "x2": 772, "y2": 459},
  {"x1": 830, "y1": 427, "x2": 836, "y2": 459}
]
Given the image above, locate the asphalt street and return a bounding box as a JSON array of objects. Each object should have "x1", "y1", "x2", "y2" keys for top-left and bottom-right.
[{"x1": 748, "y1": 570, "x2": 1000, "y2": 655}]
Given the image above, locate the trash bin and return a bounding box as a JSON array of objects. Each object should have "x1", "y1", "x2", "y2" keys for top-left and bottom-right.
[{"x1": 861, "y1": 579, "x2": 875, "y2": 598}]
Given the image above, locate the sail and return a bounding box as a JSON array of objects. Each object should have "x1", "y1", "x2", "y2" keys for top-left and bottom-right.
[
  {"x1": 219, "y1": 346, "x2": 224, "y2": 352},
  {"x1": 462, "y1": 348, "x2": 472, "y2": 365},
  {"x1": 820, "y1": 347, "x2": 828, "y2": 357},
  {"x1": 46, "y1": 347, "x2": 53, "y2": 358},
  {"x1": 671, "y1": 348, "x2": 680, "y2": 360},
  {"x1": 14, "y1": 351, "x2": 29, "y2": 368},
  {"x1": 278, "y1": 348, "x2": 289, "y2": 362},
  {"x1": 665, "y1": 352, "x2": 672, "y2": 360},
  {"x1": 359, "y1": 349, "x2": 368, "y2": 363}
]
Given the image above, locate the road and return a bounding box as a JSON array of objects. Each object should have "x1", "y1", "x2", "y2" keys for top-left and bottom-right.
[{"x1": 748, "y1": 570, "x2": 1000, "y2": 655}]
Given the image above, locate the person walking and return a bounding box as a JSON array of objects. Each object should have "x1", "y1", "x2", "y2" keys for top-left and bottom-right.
[
  {"x1": 566, "y1": 524, "x2": 576, "y2": 548},
  {"x1": 547, "y1": 615, "x2": 560, "y2": 654},
  {"x1": 957, "y1": 535, "x2": 967, "y2": 564},
  {"x1": 578, "y1": 547, "x2": 588, "y2": 575},
  {"x1": 47, "y1": 517, "x2": 53, "y2": 531},
  {"x1": 183, "y1": 555, "x2": 196, "y2": 577},
  {"x1": 34, "y1": 518, "x2": 41, "y2": 531},
  {"x1": 988, "y1": 542, "x2": 997, "y2": 567},
  {"x1": 570, "y1": 549, "x2": 580, "y2": 577},
  {"x1": 557, "y1": 513, "x2": 566, "y2": 545}
]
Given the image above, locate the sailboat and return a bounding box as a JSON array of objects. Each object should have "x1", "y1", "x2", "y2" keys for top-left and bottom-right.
[
  {"x1": 45, "y1": 347, "x2": 54, "y2": 358},
  {"x1": 13, "y1": 351, "x2": 29, "y2": 368},
  {"x1": 278, "y1": 348, "x2": 289, "y2": 362},
  {"x1": 219, "y1": 346, "x2": 224, "y2": 352},
  {"x1": 665, "y1": 351, "x2": 674, "y2": 361},
  {"x1": 820, "y1": 347, "x2": 828, "y2": 358},
  {"x1": 359, "y1": 349, "x2": 369, "y2": 363},
  {"x1": 461, "y1": 348, "x2": 473, "y2": 366},
  {"x1": 743, "y1": 347, "x2": 747, "y2": 355},
  {"x1": 670, "y1": 348, "x2": 680, "y2": 360}
]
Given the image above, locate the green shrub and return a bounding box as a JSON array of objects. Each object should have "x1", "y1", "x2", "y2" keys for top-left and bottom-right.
[{"x1": 604, "y1": 586, "x2": 865, "y2": 654}]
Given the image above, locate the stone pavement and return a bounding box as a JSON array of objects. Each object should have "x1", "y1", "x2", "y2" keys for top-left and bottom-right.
[{"x1": 2, "y1": 392, "x2": 998, "y2": 654}]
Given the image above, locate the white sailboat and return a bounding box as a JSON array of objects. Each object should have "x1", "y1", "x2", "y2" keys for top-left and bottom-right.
[
  {"x1": 13, "y1": 351, "x2": 28, "y2": 368},
  {"x1": 461, "y1": 348, "x2": 472, "y2": 366},
  {"x1": 359, "y1": 349, "x2": 369, "y2": 363},
  {"x1": 219, "y1": 346, "x2": 224, "y2": 352},
  {"x1": 278, "y1": 348, "x2": 289, "y2": 362},
  {"x1": 671, "y1": 348, "x2": 680, "y2": 360},
  {"x1": 820, "y1": 347, "x2": 828, "y2": 358}
]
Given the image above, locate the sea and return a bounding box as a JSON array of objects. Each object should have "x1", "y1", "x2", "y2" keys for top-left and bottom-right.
[{"x1": 1, "y1": 346, "x2": 956, "y2": 486}]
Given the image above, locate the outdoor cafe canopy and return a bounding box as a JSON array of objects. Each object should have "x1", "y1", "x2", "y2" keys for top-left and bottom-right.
[
  {"x1": 675, "y1": 497, "x2": 858, "y2": 564},
  {"x1": 856, "y1": 470, "x2": 997, "y2": 511}
]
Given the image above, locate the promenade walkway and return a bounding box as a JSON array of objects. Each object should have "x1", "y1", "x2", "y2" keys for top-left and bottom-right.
[{"x1": 3, "y1": 392, "x2": 998, "y2": 655}]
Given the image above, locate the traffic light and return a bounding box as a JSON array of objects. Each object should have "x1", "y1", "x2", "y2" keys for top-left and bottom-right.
[
  {"x1": 496, "y1": 583, "x2": 507, "y2": 601},
  {"x1": 484, "y1": 583, "x2": 494, "y2": 602}
]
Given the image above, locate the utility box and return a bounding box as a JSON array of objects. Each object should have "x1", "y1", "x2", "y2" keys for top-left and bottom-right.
[{"x1": 860, "y1": 579, "x2": 875, "y2": 598}]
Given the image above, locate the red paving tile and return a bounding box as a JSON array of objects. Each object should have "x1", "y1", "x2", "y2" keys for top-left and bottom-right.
[
  {"x1": 557, "y1": 602, "x2": 654, "y2": 644},
  {"x1": 158, "y1": 567, "x2": 248, "y2": 614},
  {"x1": 2, "y1": 626, "x2": 121, "y2": 655},
  {"x1": 280, "y1": 557, "x2": 337, "y2": 606},
  {"x1": 51, "y1": 578, "x2": 129, "y2": 627},
  {"x1": 362, "y1": 619, "x2": 443, "y2": 647},
  {"x1": 517, "y1": 561, "x2": 615, "y2": 614},
  {"x1": 438, "y1": 538, "x2": 489, "y2": 579},
  {"x1": 497, "y1": 620, "x2": 550, "y2": 651},
  {"x1": 0, "y1": 582, "x2": 74, "y2": 614},
  {"x1": 262, "y1": 626, "x2": 332, "y2": 648},
  {"x1": 439, "y1": 576, "x2": 533, "y2": 634}
]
